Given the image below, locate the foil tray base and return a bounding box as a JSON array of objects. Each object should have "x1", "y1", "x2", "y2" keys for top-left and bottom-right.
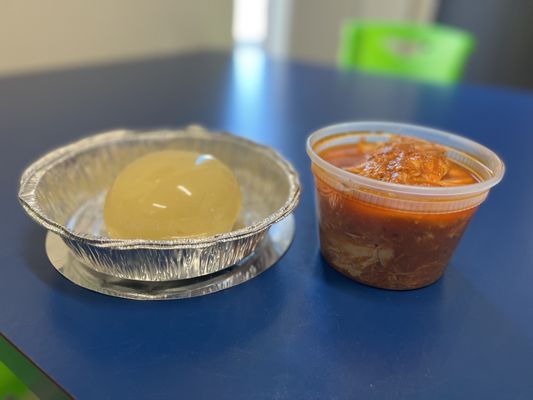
[{"x1": 45, "y1": 214, "x2": 295, "y2": 300}]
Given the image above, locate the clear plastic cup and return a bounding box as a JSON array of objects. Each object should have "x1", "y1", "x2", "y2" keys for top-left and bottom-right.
[{"x1": 307, "y1": 122, "x2": 505, "y2": 290}]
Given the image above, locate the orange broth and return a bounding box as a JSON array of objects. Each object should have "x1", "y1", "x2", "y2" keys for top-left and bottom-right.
[{"x1": 314, "y1": 135, "x2": 480, "y2": 289}]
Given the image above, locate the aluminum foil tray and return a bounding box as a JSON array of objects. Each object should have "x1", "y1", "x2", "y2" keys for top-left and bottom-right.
[{"x1": 19, "y1": 126, "x2": 300, "y2": 282}]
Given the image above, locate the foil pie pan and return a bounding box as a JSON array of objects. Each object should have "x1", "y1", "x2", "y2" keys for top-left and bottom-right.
[{"x1": 19, "y1": 126, "x2": 300, "y2": 282}]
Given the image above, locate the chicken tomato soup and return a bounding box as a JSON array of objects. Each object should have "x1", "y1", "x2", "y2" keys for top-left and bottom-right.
[{"x1": 307, "y1": 123, "x2": 504, "y2": 290}]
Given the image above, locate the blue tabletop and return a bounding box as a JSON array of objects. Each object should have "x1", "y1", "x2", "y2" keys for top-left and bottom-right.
[{"x1": 1, "y1": 49, "x2": 533, "y2": 399}]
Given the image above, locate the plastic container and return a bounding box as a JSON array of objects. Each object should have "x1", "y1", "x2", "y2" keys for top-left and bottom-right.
[{"x1": 307, "y1": 122, "x2": 504, "y2": 290}]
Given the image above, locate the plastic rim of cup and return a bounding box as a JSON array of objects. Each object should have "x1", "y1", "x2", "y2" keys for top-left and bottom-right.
[{"x1": 306, "y1": 121, "x2": 505, "y2": 212}]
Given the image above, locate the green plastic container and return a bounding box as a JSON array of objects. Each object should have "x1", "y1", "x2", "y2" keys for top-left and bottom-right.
[{"x1": 338, "y1": 21, "x2": 475, "y2": 84}]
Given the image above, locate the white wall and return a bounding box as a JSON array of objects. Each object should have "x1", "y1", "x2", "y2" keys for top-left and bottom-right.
[
  {"x1": 0, "y1": 0, "x2": 233, "y2": 76},
  {"x1": 268, "y1": 0, "x2": 438, "y2": 65}
]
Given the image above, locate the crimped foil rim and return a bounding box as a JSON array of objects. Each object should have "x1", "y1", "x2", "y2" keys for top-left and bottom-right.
[{"x1": 18, "y1": 127, "x2": 301, "y2": 250}]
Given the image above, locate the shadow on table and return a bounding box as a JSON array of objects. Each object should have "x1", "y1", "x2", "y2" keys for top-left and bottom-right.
[
  {"x1": 21, "y1": 225, "x2": 83, "y2": 298},
  {"x1": 20, "y1": 220, "x2": 289, "y2": 389},
  {"x1": 39, "y1": 250, "x2": 288, "y2": 387},
  {"x1": 308, "y1": 252, "x2": 533, "y2": 398}
]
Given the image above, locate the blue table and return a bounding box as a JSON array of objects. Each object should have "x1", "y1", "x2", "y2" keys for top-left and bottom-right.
[{"x1": 1, "y1": 49, "x2": 533, "y2": 399}]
